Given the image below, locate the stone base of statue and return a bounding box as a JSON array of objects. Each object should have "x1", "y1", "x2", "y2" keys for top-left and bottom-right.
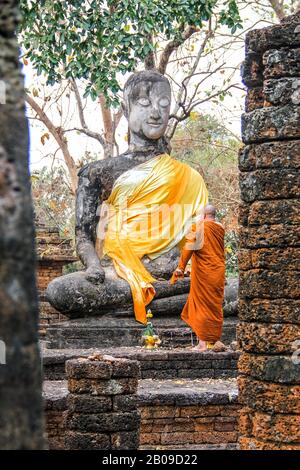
[
  {"x1": 44, "y1": 278, "x2": 238, "y2": 349},
  {"x1": 45, "y1": 316, "x2": 237, "y2": 349}
]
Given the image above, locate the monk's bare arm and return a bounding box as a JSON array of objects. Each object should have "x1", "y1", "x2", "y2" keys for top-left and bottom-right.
[{"x1": 178, "y1": 248, "x2": 193, "y2": 272}]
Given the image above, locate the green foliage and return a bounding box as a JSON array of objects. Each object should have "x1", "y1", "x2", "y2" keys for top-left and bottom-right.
[
  {"x1": 19, "y1": 0, "x2": 242, "y2": 106},
  {"x1": 224, "y1": 228, "x2": 238, "y2": 277}
]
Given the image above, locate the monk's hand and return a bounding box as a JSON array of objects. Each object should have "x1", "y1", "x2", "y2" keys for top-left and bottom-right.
[
  {"x1": 86, "y1": 265, "x2": 105, "y2": 284},
  {"x1": 170, "y1": 267, "x2": 184, "y2": 284}
]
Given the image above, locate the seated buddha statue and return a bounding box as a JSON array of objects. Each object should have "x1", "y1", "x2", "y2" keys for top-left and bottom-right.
[{"x1": 46, "y1": 70, "x2": 208, "y2": 324}]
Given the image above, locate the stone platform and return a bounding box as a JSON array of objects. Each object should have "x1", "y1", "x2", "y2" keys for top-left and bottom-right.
[
  {"x1": 45, "y1": 316, "x2": 237, "y2": 350},
  {"x1": 43, "y1": 377, "x2": 239, "y2": 450},
  {"x1": 42, "y1": 345, "x2": 239, "y2": 381},
  {"x1": 44, "y1": 277, "x2": 238, "y2": 349}
]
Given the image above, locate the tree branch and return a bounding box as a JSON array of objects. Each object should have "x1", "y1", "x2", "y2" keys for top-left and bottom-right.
[
  {"x1": 144, "y1": 34, "x2": 156, "y2": 70},
  {"x1": 70, "y1": 79, "x2": 107, "y2": 149},
  {"x1": 267, "y1": 0, "x2": 286, "y2": 20},
  {"x1": 25, "y1": 93, "x2": 78, "y2": 194},
  {"x1": 158, "y1": 25, "x2": 200, "y2": 75},
  {"x1": 98, "y1": 93, "x2": 114, "y2": 157}
]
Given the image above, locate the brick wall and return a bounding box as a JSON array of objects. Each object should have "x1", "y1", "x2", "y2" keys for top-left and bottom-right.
[
  {"x1": 238, "y1": 13, "x2": 300, "y2": 450},
  {"x1": 35, "y1": 225, "x2": 76, "y2": 333},
  {"x1": 140, "y1": 404, "x2": 240, "y2": 448}
]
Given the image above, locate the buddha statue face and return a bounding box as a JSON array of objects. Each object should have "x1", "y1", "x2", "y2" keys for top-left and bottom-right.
[{"x1": 123, "y1": 72, "x2": 171, "y2": 143}]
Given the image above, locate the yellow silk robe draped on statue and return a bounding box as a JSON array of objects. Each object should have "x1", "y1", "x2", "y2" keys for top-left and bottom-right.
[{"x1": 96, "y1": 153, "x2": 208, "y2": 324}]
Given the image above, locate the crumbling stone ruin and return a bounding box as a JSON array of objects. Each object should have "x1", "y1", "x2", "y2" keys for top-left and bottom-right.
[
  {"x1": 238, "y1": 13, "x2": 300, "y2": 450},
  {"x1": 0, "y1": 0, "x2": 44, "y2": 449}
]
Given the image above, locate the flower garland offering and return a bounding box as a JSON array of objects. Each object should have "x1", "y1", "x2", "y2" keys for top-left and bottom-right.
[{"x1": 141, "y1": 309, "x2": 162, "y2": 349}]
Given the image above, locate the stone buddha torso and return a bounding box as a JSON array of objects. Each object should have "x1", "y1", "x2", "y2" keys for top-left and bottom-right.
[{"x1": 76, "y1": 148, "x2": 180, "y2": 282}]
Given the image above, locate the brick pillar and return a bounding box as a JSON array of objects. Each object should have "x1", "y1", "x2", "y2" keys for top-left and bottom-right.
[
  {"x1": 65, "y1": 355, "x2": 141, "y2": 450},
  {"x1": 238, "y1": 14, "x2": 300, "y2": 450}
]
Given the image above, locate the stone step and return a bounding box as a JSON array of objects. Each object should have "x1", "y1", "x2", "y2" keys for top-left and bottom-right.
[
  {"x1": 43, "y1": 377, "x2": 239, "y2": 450},
  {"x1": 45, "y1": 317, "x2": 237, "y2": 349},
  {"x1": 42, "y1": 344, "x2": 239, "y2": 381}
]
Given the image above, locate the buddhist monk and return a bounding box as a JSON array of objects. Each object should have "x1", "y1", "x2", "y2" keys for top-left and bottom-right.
[{"x1": 171, "y1": 204, "x2": 225, "y2": 352}]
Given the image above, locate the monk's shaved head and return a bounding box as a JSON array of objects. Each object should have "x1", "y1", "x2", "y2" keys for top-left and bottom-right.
[{"x1": 204, "y1": 204, "x2": 216, "y2": 219}]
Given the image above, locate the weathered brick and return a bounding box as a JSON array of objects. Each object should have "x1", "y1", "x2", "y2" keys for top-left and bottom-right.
[
  {"x1": 220, "y1": 405, "x2": 241, "y2": 417},
  {"x1": 139, "y1": 432, "x2": 160, "y2": 446},
  {"x1": 247, "y1": 200, "x2": 300, "y2": 226},
  {"x1": 140, "y1": 406, "x2": 179, "y2": 419},
  {"x1": 239, "y1": 224, "x2": 300, "y2": 249},
  {"x1": 245, "y1": 87, "x2": 264, "y2": 112},
  {"x1": 65, "y1": 358, "x2": 112, "y2": 380},
  {"x1": 239, "y1": 15, "x2": 300, "y2": 452},
  {"x1": 252, "y1": 412, "x2": 300, "y2": 443},
  {"x1": 238, "y1": 377, "x2": 300, "y2": 413},
  {"x1": 193, "y1": 431, "x2": 238, "y2": 444},
  {"x1": 237, "y1": 322, "x2": 300, "y2": 354},
  {"x1": 239, "y1": 298, "x2": 300, "y2": 324},
  {"x1": 240, "y1": 169, "x2": 299, "y2": 202},
  {"x1": 111, "y1": 358, "x2": 140, "y2": 378},
  {"x1": 239, "y1": 248, "x2": 300, "y2": 271},
  {"x1": 239, "y1": 436, "x2": 300, "y2": 450},
  {"x1": 263, "y1": 48, "x2": 300, "y2": 79},
  {"x1": 239, "y1": 141, "x2": 300, "y2": 172},
  {"x1": 264, "y1": 78, "x2": 300, "y2": 106},
  {"x1": 113, "y1": 395, "x2": 137, "y2": 412},
  {"x1": 214, "y1": 421, "x2": 236, "y2": 432},
  {"x1": 238, "y1": 202, "x2": 251, "y2": 225},
  {"x1": 242, "y1": 104, "x2": 300, "y2": 144},
  {"x1": 67, "y1": 395, "x2": 112, "y2": 414},
  {"x1": 111, "y1": 430, "x2": 140, "y2": 450},
  {"x1": 66, "y1": 410, "x2": 140, "y2": 433},
  {"x1": 239, "y1": 407, "x2": 254, "y2": 437},
  {"x1": 177, "y1": 369, "x2": 214, "y2": 379},
  {"x1": 161, "y1": 432, "x2": 194, "y2": 445},
  {"x1": 241, "y1": 52, "x2": 263, "y2": 87},
  {"x1": 68, "y1": 377, "x2": 138, "y2": 395},
  {"x1": 65, "y1": 431, "x2": 110, "y2": 450},
  {"x1": 180, "y1": 406, "x2": 221, "y2": 418},
  {"x1": 238, "y1": 353, "x2": 300, "y2": 383},
  {"x1": 245, "y1": 21, "x2": 300, "y2": 54},
  {"x1": 239, "y1": 270, "x2": 300, "y2": 299}
]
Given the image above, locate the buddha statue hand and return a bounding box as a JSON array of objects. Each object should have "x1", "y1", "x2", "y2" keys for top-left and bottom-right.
[{"x1": 85, "y1": 264, "x2": 105, "y2": 284}]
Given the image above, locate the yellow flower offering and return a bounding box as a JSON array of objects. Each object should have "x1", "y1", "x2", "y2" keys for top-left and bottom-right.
[{"x1": 146, "y1": 309, "x2": 153, "y2": 319}]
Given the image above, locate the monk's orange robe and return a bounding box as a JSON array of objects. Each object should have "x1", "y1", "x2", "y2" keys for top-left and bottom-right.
[{"x1": 178, "y1": 221, "x2": 225, "y2": 343}]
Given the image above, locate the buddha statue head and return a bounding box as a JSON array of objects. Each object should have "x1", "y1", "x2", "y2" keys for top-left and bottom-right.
[{"x1": 122, "y1": 70, "x2": 171, "y2": 152}]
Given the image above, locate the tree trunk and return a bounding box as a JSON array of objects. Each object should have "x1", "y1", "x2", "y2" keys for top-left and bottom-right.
[
  {"x1": 268, "y1": 0, "x2": 286, "y2": 21},
  {"x1": 99, "y1": 94, "x2": 114, "y2": 157},
  {"x1": 0, "y1": 0, "x2": 45, "y2": 449}
]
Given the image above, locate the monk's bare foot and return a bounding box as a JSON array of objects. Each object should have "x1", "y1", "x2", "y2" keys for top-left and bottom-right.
[{"x1": 191, "y1": 340, "x2": 207, "y2": 352}]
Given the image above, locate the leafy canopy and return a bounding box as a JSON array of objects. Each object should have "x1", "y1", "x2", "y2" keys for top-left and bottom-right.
[{"x1": 19, "y1": 0, "x2": 242, "y2": 106}]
